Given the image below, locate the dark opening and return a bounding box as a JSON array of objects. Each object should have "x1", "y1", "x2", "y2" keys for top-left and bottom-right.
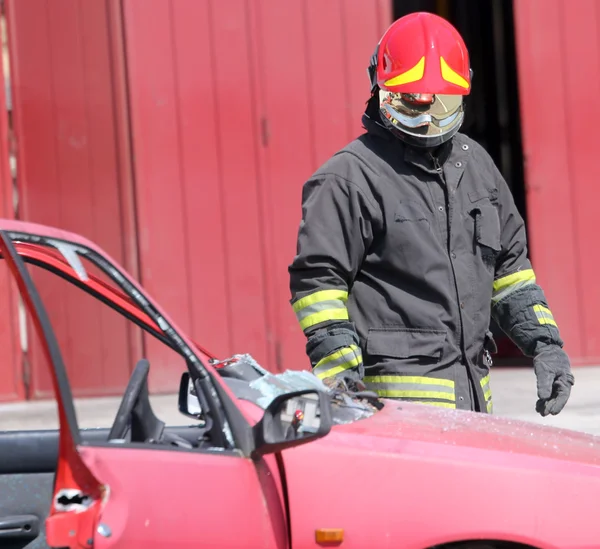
[{"x1": 392, "y1": 0, "x2": 527, "y2": 364}]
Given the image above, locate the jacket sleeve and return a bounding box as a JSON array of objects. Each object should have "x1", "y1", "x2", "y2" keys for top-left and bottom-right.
[
  {"x1": 288, "y1": 173, "x2": 378, "y2": 380},
  {"x1": 490, "y1": 163, "x2": 564, "y2": 356}
]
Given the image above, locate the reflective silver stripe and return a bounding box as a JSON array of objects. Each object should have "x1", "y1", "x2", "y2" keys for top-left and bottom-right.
[
  {"x1": 363, "y1": 375, "x2": 455, "y2": 402},
  {"x1": 292, "y1": 289, "x2": 349, "y2": 330},
  {"x1": 313, "y1": 345, "x2": 362, "y2": 380},
  {"x1": 295, "y1": 299, "x2": 346, "y2": 324}
]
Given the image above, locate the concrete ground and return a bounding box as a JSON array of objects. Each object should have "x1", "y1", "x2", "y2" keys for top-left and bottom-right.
[{"x1": 1, "y1": 366, "x2": 600, "y2": 436}]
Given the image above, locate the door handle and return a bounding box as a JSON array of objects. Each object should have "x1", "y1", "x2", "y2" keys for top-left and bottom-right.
[{"x1": 0, "y1": 515, "x2": 40, "y2": 540}]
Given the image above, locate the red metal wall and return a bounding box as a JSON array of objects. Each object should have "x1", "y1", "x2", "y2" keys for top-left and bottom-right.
[
  {"x1": 5, "y1": 0, "x2": 140, "y2": 399},
  {"x1": 0, "y1": 25, "x2": 22, "y2": 402},
  {"x1": 3, "y1": 0, "x2": 596, "y2": 402},
  {"x1": 0, "y1": 0, "x2": 390, "y2": 400},
  {"x1": 122, "y1": 0, "x2": 391, "y2": 392},
  {"x1": 514, "y1": 0, "x2": 598, "y2": 365}
]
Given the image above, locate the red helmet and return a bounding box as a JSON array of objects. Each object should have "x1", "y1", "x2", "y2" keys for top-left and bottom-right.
[{"x1": 367, "y1": 13, "x2": 472, "y2": 148}]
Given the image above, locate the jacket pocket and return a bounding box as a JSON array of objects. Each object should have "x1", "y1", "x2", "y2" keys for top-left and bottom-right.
[
  {"x1": 394, "y1": 201, "x2": 429, "y2": 224},
  {"x1": 366, "y1": 328, "x2": 446, "y2": 360},
  {"x1": 471, "y1": 204, "x2": 501, "y2": 252}
]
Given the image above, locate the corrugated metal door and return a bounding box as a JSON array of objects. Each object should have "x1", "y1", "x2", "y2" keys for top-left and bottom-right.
[
  {"x1": 121, "y1": 0, "x2": 272, "y2": 392},
  {"x1": 250, "y1": 0, "x2": 391, "y2": 372},
  {"x1": 121, "y1": 0, "x2": 391, "y2": 387},
  {"x1": 5, "y1": 0, "x2": 139, "y2": 398},
  {"x1": 0, "y1": 11, "x2": 22, "y2": 402},
  {"x1": 514, "y1": 0, "x2": 597, "y2": 364}
]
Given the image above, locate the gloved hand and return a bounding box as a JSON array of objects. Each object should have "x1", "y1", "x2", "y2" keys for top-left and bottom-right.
[
  {"x1": 322, "y1": 370, "x2": 384, "y2": 410},
  {"x1": 322, "y1": 369, "x2": 367, "y2": 394},
  {"x1": 533, "y1": 344, "x2": 574, "y2": 416}
]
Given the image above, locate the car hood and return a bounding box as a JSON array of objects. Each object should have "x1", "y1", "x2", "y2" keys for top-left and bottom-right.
[{"x1": 333, "y1": 397, "x2": 600, "y2": 467}]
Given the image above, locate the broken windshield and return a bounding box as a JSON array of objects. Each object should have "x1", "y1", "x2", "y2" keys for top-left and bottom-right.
[{"x1": 221, "y1": 354, "x2": 378, "y2": 425}]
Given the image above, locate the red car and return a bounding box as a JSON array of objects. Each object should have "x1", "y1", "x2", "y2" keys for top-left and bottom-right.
[{"x1": 1, "y1": 220, "x2": 600, "y2": 549}]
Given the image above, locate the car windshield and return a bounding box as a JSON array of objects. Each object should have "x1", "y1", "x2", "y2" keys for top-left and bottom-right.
[{"x1": 219, "y1": 353, "x2": 378, "y2": 424}]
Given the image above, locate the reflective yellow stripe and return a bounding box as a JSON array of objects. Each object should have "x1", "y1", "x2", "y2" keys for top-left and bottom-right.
[
  {"x1": 364, "y1": 375, "x2": 455, "y2": 404},
  {"x1": 384, "y1": 56, "x2": 425, "y2": 87},
  {"x1": 440, "y1": 56, "x2": 469, "y2": 89},
  {"x1": 533, "y1": 304, "x2": 558, "y2": 327},
  {"x1": 492, "y1": 269, "x2": 536, "y2": 303},
  {"x1": 480, "y1": 374, "x2": 493, "y2": 408},
  {"x1": 299, "y1": 308, "x2": 349, "y2": 330},
  {"x1": 292, "y1": 289, "x2": 350, "y2": 330},
  {"x1": 314, "y1": 345, "x2": 362, "y2": 380},
  {"x1": 412, "y1": 401, "x2": 456, "y2": 409},
  {"x1": 363, "y1": 375, "x2": 454, "y2": 388},
  {"x1": 493, "y1": 269, "x2": 536, "y2": 293},
  {"x1": 486, "y1": 400, "x2": 494, "y2": 413},
  {"x1": 373, "y1": 390, "x2": 456, "y2": 401},
  {"x1": 292, "y1": 289, "x2": 348, "y2": 312}
]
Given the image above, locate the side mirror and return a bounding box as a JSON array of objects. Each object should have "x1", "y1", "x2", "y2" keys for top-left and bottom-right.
[
  {"x1": 178, "y1": 372, "x2": 203, "y2": 419},
  {"x1": 252, "y1": 389, "x2": 332, "y2": 458}
]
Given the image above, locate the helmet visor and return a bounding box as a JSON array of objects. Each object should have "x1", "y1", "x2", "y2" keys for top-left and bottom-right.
[{"x1": 378, "y1": 91, "x2": 464, "y2": 139}]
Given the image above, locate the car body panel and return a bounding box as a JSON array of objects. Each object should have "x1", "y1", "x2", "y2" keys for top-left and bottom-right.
[
  {"x1": 280, "y1": 401, "x2": 600, "y2": 549},
  {"x1": 78, "y1": 446, "x2": 287, "y2": 549},
  {"x1": 3, "y1": 218, "x2": 600, "y2": 549}
]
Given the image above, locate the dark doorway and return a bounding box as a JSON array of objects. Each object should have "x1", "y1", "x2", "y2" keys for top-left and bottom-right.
[{"x1": 393, "y1": 0, "x2": 527, "y2": 364}]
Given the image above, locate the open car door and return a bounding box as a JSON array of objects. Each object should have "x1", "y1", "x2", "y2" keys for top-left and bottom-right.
[{"x1": 0, "y1": 224, "x2": 289, "y2": 549}]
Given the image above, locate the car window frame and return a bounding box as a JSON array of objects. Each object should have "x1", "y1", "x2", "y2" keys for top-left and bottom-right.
[{"x1": 0, "y1": 230, "x2": 257, "y2": 456}]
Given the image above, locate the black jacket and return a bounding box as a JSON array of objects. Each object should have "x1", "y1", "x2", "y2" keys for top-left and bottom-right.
[{"x1": 289, "y1": 113, "x2": 563, "y2": 412}]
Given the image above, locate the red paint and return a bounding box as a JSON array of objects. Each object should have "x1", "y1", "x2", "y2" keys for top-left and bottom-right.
[
  {"x1": 2, "y1": 0, "x2": 393, "y2": 400},
  {"x1": 552, "y1": 1, "x2": 600, "y2": 361},
  {"x1": 6, "y1": 218, "x2": 600, "y2": 549},
  {"x1": 375, "y1": 12, "x2": 471, "y2": 95},
  {"x1": 284, "y1": 403, "x2": 600, "y2": 549},
  {"x1": 9, "y1": 242, "x2": 216, "y2": 363},
  {"x1": 121, "y1": 0, "x2": 393, "y2": 381},
  {"x1": 0, "y1": 20, "x2": 21, "y2": 402},
  {"x1": 344, "y1": 0, "x2": 395, "y2": 139},
  {"x1": 0, "y1": 219, "x2": 221, "y2": 379},
  {"x1": 0, "y1": 231, "x2": 103, "y2": 549},
  {"x1": 5, "y1": 0, "x2": 137, "y2": 398},
  {"x1": 513, "y1": 0, "x2": 583, "y2": 359},
  {"x1": 304, "y1": 1, "x2": 351, "y2": 168},
  {"x1": 80, "y1": 447, "x2": 287, "y2": 549},
  {"x1": 122, "y1": 0, "x2": 271, "y2": 390}
]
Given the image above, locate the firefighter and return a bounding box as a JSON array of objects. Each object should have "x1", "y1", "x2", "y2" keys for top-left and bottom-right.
[{"x1": 288, "y1": 12, "x2": 574, "y2": 415}]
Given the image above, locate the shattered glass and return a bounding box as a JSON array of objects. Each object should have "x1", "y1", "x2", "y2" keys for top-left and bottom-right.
[{"x1": 243, "y1": 355, "x2": 377, "y2": 425}]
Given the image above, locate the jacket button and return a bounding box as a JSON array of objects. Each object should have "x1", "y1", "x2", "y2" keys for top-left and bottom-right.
[
  {"x1": 438, "y1": 206, "x2": 444, "y2": 211},
  {"x1": 455, "y1": 161, "x2": 462, "y2": 168},
  {"x1": 451, "y1": 252, "x2": 457, "y2": 259},
  {"x1": 462, "y1": 144, "x2": 469, "y2": 151},
  {"x1": 460, "y1": 302, "x2": 465, "y2": 309}
]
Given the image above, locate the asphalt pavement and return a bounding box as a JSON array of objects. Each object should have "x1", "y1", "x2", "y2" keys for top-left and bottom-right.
[{"x1": 1, "y1": 365, "x2": 600, "y2": 435}]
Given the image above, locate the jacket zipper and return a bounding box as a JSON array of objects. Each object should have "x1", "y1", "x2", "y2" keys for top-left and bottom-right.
[{"x1": 431, "y1": 153, "x2": 467, "y2": 363}]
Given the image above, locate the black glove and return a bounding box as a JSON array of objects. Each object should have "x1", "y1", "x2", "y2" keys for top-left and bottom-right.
[{"x1": 533, "y1": 344, "x2": 574, "y2": 416}]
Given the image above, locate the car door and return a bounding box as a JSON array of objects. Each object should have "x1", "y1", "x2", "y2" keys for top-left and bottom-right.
[
  {"x1": 0, "y1": 429, "x2": 57, "y2": 549},
  {"x1": 0, "y1": 227, "x2": 289, "y2": 549}
]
